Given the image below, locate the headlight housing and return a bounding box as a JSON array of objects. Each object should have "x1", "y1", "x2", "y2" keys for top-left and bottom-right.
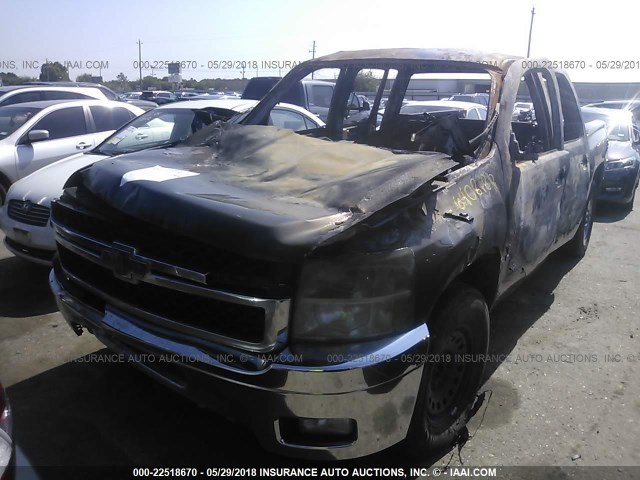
[
  {"x1": 292, "y1": 248, "x2": 415, "y2": 343},
  {"x1": 606, "y1": 156, "x2": 636, "y2": 170}
]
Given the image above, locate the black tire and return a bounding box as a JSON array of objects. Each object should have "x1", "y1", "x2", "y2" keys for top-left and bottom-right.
[
  {"x1": 623, "y1": 183, "x2": 636, "y2": 212},
  {"x1": 0, "y1": 181, "x2": 7, "y2": 207},
  {"x1": 407, "y1": 284, "x2": 490, "y2": 457},
  {"x1": 565, "y1": 191, "x2": 595, "y2": 258}
]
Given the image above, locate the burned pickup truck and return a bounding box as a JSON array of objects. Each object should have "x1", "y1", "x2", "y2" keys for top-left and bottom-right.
[{"x1": 49, "y1": 49, "x2": 606, "y2": 459}]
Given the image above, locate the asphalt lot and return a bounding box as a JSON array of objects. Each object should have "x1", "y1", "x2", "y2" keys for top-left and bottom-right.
[{"x1": 0, "y1": 203, "x2": 639, "y2": 475}]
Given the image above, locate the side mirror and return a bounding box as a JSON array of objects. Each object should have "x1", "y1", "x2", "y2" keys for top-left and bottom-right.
[{"x1": 27, "y1": 130, "x2": 50, "y2": 142}]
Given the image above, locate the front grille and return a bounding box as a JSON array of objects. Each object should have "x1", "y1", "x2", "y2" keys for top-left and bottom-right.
[
  {"x1": 52, "y1": 186, "x2": 295, "y2": 298},
  {"x1": 51, "y1": 186, "x2": 293, "y2": 352},
  {"x1": 57, "y1": 246, "x2": 267, "y2": 343},
  {"x1": 8, "y1": 200, "x2": 51, "y2": 226}
]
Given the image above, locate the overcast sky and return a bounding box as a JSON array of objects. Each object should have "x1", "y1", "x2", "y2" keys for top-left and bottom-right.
[{"x1": 3, "y1": 0, "x2": 640, "y2": 83}]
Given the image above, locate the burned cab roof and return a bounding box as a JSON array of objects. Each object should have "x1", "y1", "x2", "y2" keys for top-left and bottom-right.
[{"x1": 303, "y1": 48, "x2": 522, "y2": 73}]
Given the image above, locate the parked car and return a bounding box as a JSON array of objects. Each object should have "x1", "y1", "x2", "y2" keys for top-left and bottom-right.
[
  {"x1": 175, "y1": 91, "x2": 201, "y2": 100},
  {"x1": 0, "y1": 381, "x2": 12, "y2": 480},
  {"x1": 187, "y1": 93, "x2": 241, "y2": 101},
  {"x1": 50, "y1": 49, "x2": 604, "y2": 460},
  {"x1": 1, "y1": 99, "x2": 323, "y2": 264},
  {"x1": 118, "y1": 99, "x2": 157, "y2": 111},
  {"x1": 585, "y1": 100, "x2": 640, "y2": 124},
  {"x1": 0, "y1": 85, "x2": 113, "y2": 107},
  {"x1": 446, "y1": 92, "x2": 489, "y2": 107},
  {"x1": 23, "y1": 81, "x2": 120, "y2": 98},
  {"x1": 242, "y1": 76, "x2": 343, "y2": 121},
  {"x1": 0, "y1": 100, "x2": 143, "y2": 204},
  {"x1": 401, "y1": 100, "x2": 487, "y2": 120},
  {"x1": 0, "y1": 83, "x2": 156, "y2": 112},
  {"x1": 140, "y1": 91, "x2": 177, "y2": 105},
  {"x1": 121, "y1": 92, "x2": 142, "y2": 99},
  {"x1": 512, "y1": 101, "x2": 535, "y2": 121},
  {"x1": 581, "y1": 106, "x2": 640, "y2": 208}
]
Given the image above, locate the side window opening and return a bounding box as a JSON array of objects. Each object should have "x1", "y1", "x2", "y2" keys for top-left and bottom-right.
[
  {"x1": 31, "y1": 106, "x2": 87, "y2": 140},
  {"x1": 511, "y1": 69, "x2": 560, "y2": 158},
  {"x1": 340, "y1": 68, "x2": 396, "y2": 141},
  {"x1": 42, "y1": 91, "x2": 91, "y2": 101},
  {"x1": 269, "y1": 109, "x2": 307, "y2": 131},
  {"x1": 555, "y1": 73, "x2": 583, "y2": 142},
  {"x1": 308, "y1": 85, "x2": 334, "y2": 109},
  {"x1": 369, "y1": 70, "x2": 489, "y2": 161},
  {"x1": 90, "y1": 106, "x2": 134, "y2": 132},
  {"x1": 2, "y1": 91, "x2": 41, "y2": 106}
]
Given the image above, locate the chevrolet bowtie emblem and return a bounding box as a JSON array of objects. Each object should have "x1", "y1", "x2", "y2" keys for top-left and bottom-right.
[{"x1": 100, "y1": 243, "x2": 149, "y2": 284}]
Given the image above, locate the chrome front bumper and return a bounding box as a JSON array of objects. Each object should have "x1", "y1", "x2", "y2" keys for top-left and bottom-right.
[{"x1": 50, "y1": 270, "x2": 430, "y2": 460}]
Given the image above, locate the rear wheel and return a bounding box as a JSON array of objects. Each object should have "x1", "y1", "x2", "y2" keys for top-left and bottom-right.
[
  {"x1": 565, "y1": 191, "x2": 594, "y2": 258},
  {"x1": 407, "y1": 284, "x2": 489, "y2": 456}
]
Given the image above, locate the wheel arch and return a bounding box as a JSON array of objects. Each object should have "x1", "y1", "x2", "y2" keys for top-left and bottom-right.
[
  {"x1": 455, "y1": 250, "x2": 502, "y2": 309},
  {"x1": 0, "y1": 170, "x2": 12, "y2": 204}
]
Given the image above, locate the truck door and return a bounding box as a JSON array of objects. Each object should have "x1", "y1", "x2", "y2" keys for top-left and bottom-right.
[
  {"x1": 504, "y1": 69, "x2": 570, "y2": 282},
  {"x1": 554, "y1": 72, "x2": 592, "y2": 240}
]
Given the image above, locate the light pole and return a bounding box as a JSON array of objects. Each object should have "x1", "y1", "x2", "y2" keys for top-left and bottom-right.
[
  {"x1": 137, "y1": 39, "x2": 143, "y2": 90},
  {"x1": 527, "y1": 7, "x2": 535, "y2": 57}
]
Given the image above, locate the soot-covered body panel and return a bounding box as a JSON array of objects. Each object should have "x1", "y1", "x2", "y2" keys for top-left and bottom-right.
[{"x1": 72, "y1": 124, "x2": 456, "y2": 261}]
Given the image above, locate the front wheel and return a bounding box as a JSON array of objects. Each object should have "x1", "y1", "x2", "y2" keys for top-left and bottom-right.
[
  {"x1": 622, "y1": 180, "x2": 637, "y2": 212},
  {"x1": 407, "y1": 284, "x2": 490, "y2": 457},
  {"x1": 0, "y1": 182, "x2": 7, "y2": 207}
]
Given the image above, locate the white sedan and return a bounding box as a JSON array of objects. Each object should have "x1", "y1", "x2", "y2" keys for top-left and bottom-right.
[
  {"x1": 0, "y1": 99, "x2": 324, "y2": 265},
  {"x1": 0, "y1": 99, "x2": 143, "y2": 202}
]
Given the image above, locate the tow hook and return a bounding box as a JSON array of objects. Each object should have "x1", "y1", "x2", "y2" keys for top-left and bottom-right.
[{"x1": 70, "y1": 322, "x2": 84, "y2": 336}]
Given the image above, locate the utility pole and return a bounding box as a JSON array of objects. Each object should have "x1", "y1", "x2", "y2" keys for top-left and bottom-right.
[
  {"x1": 137, "y1": 39, "x2": 143, "y2": 90},
  {"x1": 45, "y1": 58, "x2": 50, "y2": 81},
  {"x1": 241, "y1": 65, "x2": 245, "y2": 80},
  {"x1": 309, "y1": 40, "x2": 316, "y2": 79},
  {"x1": 527, "y1": 7, "x2": 535, "y2": 57}
]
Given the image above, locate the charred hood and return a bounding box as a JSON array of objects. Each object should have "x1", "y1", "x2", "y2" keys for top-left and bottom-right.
[{"x1": 72, "y1": 124, "x2": 456, "y2": 261}]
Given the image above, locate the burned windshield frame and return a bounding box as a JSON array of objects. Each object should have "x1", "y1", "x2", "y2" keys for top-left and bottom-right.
[{"x1": 242, "y1": 59, "x2": 497, "y2": 145}]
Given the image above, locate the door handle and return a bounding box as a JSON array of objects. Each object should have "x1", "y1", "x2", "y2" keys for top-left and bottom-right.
[
  {"x1": 135, "y1": 134, "x2": 149, "y2": 140},
  {"x1": 581, "y1": 155, "x2": 589, "y2": 166},
  {"x1": 76, "y1": 142, "x2": 92, "y2": 150},
  {"x1": 556, "y1": 166, "x2": 567, "y2": 185}
]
